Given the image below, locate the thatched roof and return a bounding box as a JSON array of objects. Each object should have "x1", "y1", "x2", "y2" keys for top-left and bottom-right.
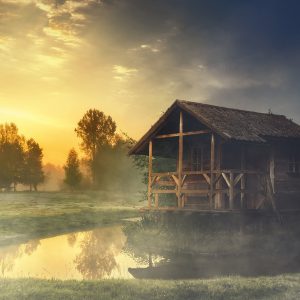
[{"x1": 129, "y1": 100, "x2": 300, "y2": 155}]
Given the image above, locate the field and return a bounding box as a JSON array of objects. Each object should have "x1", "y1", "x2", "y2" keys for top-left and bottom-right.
[
  {"x1": 0, "y1": 192, "x2": 300, "y2": 300},
  {"x1": 0, "y1": 191, "x2": 141, "y2": 247},
  {"x1": 1, "y1": 275, "x2": 300, "y2": 300}
]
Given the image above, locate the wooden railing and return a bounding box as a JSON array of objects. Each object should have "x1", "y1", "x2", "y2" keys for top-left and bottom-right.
[{"x1": 148, "y1": 169, "x2": 266, "y2": 210}]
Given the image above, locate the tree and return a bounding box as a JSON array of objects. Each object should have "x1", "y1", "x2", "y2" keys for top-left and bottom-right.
[
  {"x1": 75, "y1": 109, "x2": 116, "y2": 184},
  {"x1": 64, "y1": 148, "x2": 82, "y2": 190},
  {"x1": 23, "y1": 138, "x2": 44, "y2": 191},
  {"x1": 0, "y1": 123, "x2": 25, "y2": 191}
]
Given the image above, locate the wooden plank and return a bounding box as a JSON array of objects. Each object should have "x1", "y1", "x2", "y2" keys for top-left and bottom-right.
[
  {"x1": 150, "y1": 175, "x2": 158, "y2": 187},
  {"x1": 178, "y1": 111, "x2": 183, "y2": 208},
  {"x1": 270, "y1": 149, "x2": 275, "y2": 193},
  {"x1": 210, "y1": 133, "x2": 215, "y2": 209},
  {"x1": 183, "y1": 169, "x2": 264, "y2": 175},
  {"x1": 156, "y1": 181, "x2": 176, "y2": 186},
  {"x1": 215, "y1": 143, "x2": 223, "y2": 209},
  {"x1": 240, "y1": 146, "x2": 246, "y2": 209},
  {"x1": 155, "y1": 193, "x2": 159, "y2": 208},
  {"x1": 203, "y1": 173, "x2": 211, "y2": 185},
  {"x1": 214, "y1": 174, "x2": 222, "y2": 185},
  {"x1": 148, "y1": 140, "x2": 153, "y2": 208},
  {"x1": 234, "y1": 173, "x2": 244, "y2": 186},
  {"x1": 152, "y1": 189, "x2": 177, "y2": 194},
  {"x1": 152, "y1": 172, "x2": 178, "y2": 177},
  {"x1": 229, "y1": 171, "x2": 234, "y2": 209},
  {"x1": 171, "y1": 174, "x2": 179, "y2": 186},
  {"x1": 181, "y1": 189, "x2": 210, "y2": 194},
  {"x1": 155, "y1": 129, "x2": 211, "y2": 139},
  {"x1": 222, "y1": 172, "x2": 230, "y2": 187}
]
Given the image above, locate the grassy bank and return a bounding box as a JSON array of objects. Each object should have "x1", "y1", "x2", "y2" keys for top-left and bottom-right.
[
  {"x1": 0, "y1": 191, "x2": 142, "y2": 246},
  {"x1": 1, "y1": 275, "x2": 300, "y2": 300}
]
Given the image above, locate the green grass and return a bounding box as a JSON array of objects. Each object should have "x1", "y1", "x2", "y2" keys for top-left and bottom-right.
[
  {"x1": 1, "y1": 275, "x2": 300, "y2": 300},
  {"x1": 0, "y1": 191, "x2": 142, "y2": 246}
]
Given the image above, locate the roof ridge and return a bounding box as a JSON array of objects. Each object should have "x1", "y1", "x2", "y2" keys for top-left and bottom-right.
[{"x1": 176, "y1": 99, "x2": 287, "y2": 119}]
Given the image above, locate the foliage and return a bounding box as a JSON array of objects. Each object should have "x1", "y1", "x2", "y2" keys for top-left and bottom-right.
[
  {"x1": 0, "y1": 123, "x2": 44, "y2": 191},
  {"x1": 64, "y1": 149, "x2": 82, "y2": 190},
  {"x1": 22, "y1": 138, "x2": 45, "y2": 191},
  {"x1": 92, "y1": 135, "x2": 143, "y2": 191},
  {"x1": 75, "y1": 109, "x2": 116, "y2": 184},
  {"x1": 0, "y1": 123, "x2": 25, "y2": 190}
]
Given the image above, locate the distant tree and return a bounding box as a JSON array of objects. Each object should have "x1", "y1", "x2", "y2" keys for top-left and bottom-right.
[
  {"x1": 75, "y1": 109, "x2": 116, "y2": 185},
  {"x1": 0, "y1": 123, "x2": 25, "y2": 191},
  {"x1": 64, "y1": 149, "x2": 82, "y2": 190},
  {"x1": 23, "y1": 138, "x2": 44, "y2": 191}
]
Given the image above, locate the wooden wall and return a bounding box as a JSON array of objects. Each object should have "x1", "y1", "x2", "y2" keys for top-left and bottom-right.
[{"x1": 274, "y1": 142, "x2": 300, "y2": 209}]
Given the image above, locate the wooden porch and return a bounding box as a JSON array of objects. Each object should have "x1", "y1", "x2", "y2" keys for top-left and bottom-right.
[{"x1": 147, "y1": 111, "x2": 276, "y2": 212}]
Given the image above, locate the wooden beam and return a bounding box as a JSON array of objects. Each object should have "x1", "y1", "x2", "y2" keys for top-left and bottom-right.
[
  {"x1": 152, "y1": 189, "x2": 177, "y2": 194},
  {"x1": 229, "y1": 171, "x2": 234, "y2": 209},
  {"x1": 215, "y1": 143, "x2": 223, "y2": 209},
  {"x1": 155, "y1": 193, "x2": 159, "y2": 208},
  {"x1": 222, "y1": 172, "x2": 230, "y2": 187},
  {"x1": 181, "y1": 189, "x2": 210, "y2": 194},
  {"x1": 177, "y1": 111, "x2": 183, "y2": 208},
  {"x1": 148, "y1": 140, "x2": 153, "y2": 208},
  {"x1": 155, "y1": 129, "x2": 211, "y2": 139},
  {"x1": 150, "y1": 175, "x2": 158, "y2": 187},
  {"x1": 209, "y1": 133, "x2": 215, "y2": 209},
  {"x1": 241, "y1": 146, "x2": 246, "y2": 209},
  {"x1": 171, "y1": 174, "x2": 179, "y2": 186},
  {"x1": 156, "y1": 181, "x2": 175, "y2": 186},
  {"x1": 152, "y1": 172, "x2": 177, "y2": 177},
  {"x1": 270, "y1": 149, "x2": 275, "y2": 193},
  {"x1": 234, "y1": 173, "x2": 244, "y2": 186},
  {"x1": 203, "y1": 173, "x2": 211, "y2": 185}
]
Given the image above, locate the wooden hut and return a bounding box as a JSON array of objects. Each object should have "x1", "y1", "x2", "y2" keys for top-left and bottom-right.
[{"x1": 129, "y1": 100, "x2": 300, "y2": 212}]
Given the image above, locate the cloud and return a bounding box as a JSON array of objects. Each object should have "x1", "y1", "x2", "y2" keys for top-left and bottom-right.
[
  {"x1": 1, "y1": 0, "x2": 300, "y2": 141},
  {"x1": 113, "y1": 65, "x2": 138, "y2": 81}
]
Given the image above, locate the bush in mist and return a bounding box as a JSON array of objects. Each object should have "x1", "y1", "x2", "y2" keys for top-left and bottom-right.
[
  {"x1": 64, "y1": 148, "x2": 82, "y2": 191},
  {"x1": 75, "y1": 109, "x2": 143, "y2": 192}
]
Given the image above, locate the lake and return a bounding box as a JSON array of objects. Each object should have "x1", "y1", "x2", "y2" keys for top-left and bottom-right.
[
  {"x1": 1, "y1": 214, "x2": 300, "y2": 281},
  {"x1": 0, "y1": 226, "x2": 147, "y2": 280}
]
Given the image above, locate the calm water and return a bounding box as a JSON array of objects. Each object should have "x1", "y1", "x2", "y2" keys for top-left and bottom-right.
[
  {"x1": 1, "y1": 216, "x2": 299, "y2": 280},
  {"x1": 0, "y1": 226, "x2": 146, "y2": 280}
]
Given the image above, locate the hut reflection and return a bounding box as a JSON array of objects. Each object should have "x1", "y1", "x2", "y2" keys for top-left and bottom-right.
[{"x1": 125, "y1": 213, "x2": 300, "y2": 279}]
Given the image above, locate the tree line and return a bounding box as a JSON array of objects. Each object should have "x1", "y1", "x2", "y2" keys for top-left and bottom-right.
[
  {"x1": 0, "y1": 109, "x2": 143, "y2": 192},
  {"x1": 0, "y1": 123, "x2": 44, "y2": 191}
]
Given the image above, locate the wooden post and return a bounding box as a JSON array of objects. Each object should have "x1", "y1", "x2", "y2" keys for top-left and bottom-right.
[
  {"x1": 178, "y1": 111, "x2": 183, "y2": 208},
  {"x1": 229, "y1": 171, "x2": 234, "y2": 209},
  {"x1": 241, "y1": 145, "x2": 246, "y2": 209},
  {"x1": 210, "y1": 133, "x2": 215, "y2": 209},
  {"x1": 270, "y1": 148, "x2": 275, "y2": 193},
  {"x1": 215, "y1": 142, "x2": 222, "y2": 209},
  {"x1": 155, "y1": 193, "x2": 159, "y2": 208},
  {"x1": 148, "y1": 140, "x2": 153, "y2": 208}
]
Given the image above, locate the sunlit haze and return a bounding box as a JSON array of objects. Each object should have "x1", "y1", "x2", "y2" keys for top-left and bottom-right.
[{"x1": 1, "y1": 0, "x2": 300, "y2": 164}]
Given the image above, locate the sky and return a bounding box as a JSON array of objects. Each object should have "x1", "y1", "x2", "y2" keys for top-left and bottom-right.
[{"x1": 1, "y1": 0, "x2": 300, "y2": 164}]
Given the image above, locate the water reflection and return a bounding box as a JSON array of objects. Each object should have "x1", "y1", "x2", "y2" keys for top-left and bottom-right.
[
  {"x1": 0, "y1": 226, "x2": 145, "y2": 280},
  {"x1": 74, "y1": 227, "x2": 126, "y2": 279},
  {"x1": 1, "y1": 214, "x2": 300, "y2": 280},
  {"x1": 124, "y1": 213, "x2": 300, "y2": 279},
  {"x1": 0, "y1": 240, "x2": 41, "y2": 276}
]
